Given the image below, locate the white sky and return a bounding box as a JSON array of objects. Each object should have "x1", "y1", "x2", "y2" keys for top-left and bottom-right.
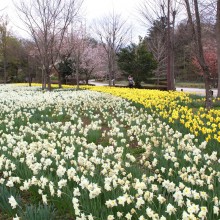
[
  {"x1": 1, "y1": 0, "x2": 146, "y2": 42},
  {"x1": 84, "y1": 0, "x2": 146, "y2": 42}
]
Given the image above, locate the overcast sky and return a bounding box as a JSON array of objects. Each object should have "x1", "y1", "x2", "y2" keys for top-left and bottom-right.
[
  {"x1": 1, "y1": 0, "x2": 147, "y2": 42},
  {"x1": 84, "y1": 0, "x2": 146, "y2": 42}
]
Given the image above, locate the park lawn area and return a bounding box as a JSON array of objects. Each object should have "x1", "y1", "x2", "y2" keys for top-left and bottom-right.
[
  {"x1": 175, "y1": 82, "x2": 205, "y2": 89},
  {"x1": 0, "y1": 84, "x2": 220, "y2": 220}
]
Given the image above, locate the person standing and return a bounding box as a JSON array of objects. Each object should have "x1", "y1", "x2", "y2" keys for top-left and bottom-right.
[{"x1": 128, "y1": 75, "x2": 134, "y2": 88}]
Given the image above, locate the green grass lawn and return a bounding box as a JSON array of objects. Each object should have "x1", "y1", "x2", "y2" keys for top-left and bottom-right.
[{"x1": 175, "y1": 82, "x2": 205, "y2": 88}]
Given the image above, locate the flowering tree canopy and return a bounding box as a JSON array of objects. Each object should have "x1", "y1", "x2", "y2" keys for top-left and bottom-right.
[{"x1": 192, "y1": 44, "x2": 217, "y2": 79}]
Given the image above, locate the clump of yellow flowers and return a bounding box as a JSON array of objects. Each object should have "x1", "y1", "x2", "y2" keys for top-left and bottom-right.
[{"x1": 81, "y1": 86, "x2": 220, "y2": 143}]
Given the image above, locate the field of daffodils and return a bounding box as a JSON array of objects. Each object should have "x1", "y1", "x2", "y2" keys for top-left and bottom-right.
[{"x1": 0, "y1": 84, "x2": 220, "y2": 220}]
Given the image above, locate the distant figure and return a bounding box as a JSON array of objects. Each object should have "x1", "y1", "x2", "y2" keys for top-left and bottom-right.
[
  {"x1": 128, "y1": 75, "x2": 134, "y2": 88},
  {"x1": 112, "y1": 78, "x2": 115, "y2": 86}
]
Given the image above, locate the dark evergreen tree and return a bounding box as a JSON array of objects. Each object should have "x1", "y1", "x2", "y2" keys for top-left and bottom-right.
[
  {"x1": 58, "y1": 58, "x2": 74, "y2": 84},
  {"x1": 117, "y1": 39, "x2": 157, "y2": 88}
]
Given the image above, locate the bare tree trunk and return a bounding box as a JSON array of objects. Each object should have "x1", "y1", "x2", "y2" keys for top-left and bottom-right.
[
  {"x1": 41, "y1": 66, "x2": 46, "y2": 90},
  {"x1": 76, "y1": 66, "x2": 79, "y2": 89},
  {"x1": 166, "y1": 0, "x2": 176, "y2": 91},
  {"x1": 27, "y1": 56, "x2": 32, "y2": 86},
  {"x1": 170, "y1": 32, "x2": 175, "y2": 90},
  {"x1": 86, "y1": 77, "x2": 89, "y2": 85},
  {"x1": 45, "y1": 67, "x2": 51, "y2": 91},
  {"x1": 112, "y1": 51, "x2": 116, "y2": 86},
  {"x1": 185, "y1": 0, "x2": 212, "y2": 109},
  {"x1": 108, "y1": 58, "x2": 113, "y2": 86},
  {"x1": 53, "y1": 64, "x2": 62, "y2": 88},
  {"x1": 171, "y1": 11, "x2": 176, "y2": 90},
  {"x1": 217, "y1": 0, "x2": 220, "y2": 97},
  {"x1": 108, "y1": 73, "x2": 112, "y2": 86},
  {"x1": 194, "y1": 0, "x2": 212, "y2": 109},
  {"x1": 167, "y1": 0, "x2": 171, "y2": 90},
  {"x1": 157, "y1": 73, "x2": 160, "y2": 86},
  {"x1": 28, "y1": 75, "x2": 32, "y2": 86},
  {"x1": 76, "y1": 55, "x2": 80, "y2": 89},
  {"x1": 58, "y1": 72, "x2": 62, "y2": 88},
  {"x1": 3, "y1": 56, "x2": 7, "y2": 84}
]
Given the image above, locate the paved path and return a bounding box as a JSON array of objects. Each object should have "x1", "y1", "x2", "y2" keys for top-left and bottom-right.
[
  {"x1": 88, "y1": 80, "x2": 218, "y2": 97},
  {"x1": 176, "y1": 87, "x2": 218, "y2": 97}
]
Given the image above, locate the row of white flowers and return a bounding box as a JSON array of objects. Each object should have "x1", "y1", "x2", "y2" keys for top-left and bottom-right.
[{"x1": 0, "y1": 85, "x2": 219, "y2": 220}]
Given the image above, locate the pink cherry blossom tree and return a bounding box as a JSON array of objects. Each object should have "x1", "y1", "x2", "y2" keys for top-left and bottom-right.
[{"x1": 80, "y1": 43, "x2": 108, "y2": 84}]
